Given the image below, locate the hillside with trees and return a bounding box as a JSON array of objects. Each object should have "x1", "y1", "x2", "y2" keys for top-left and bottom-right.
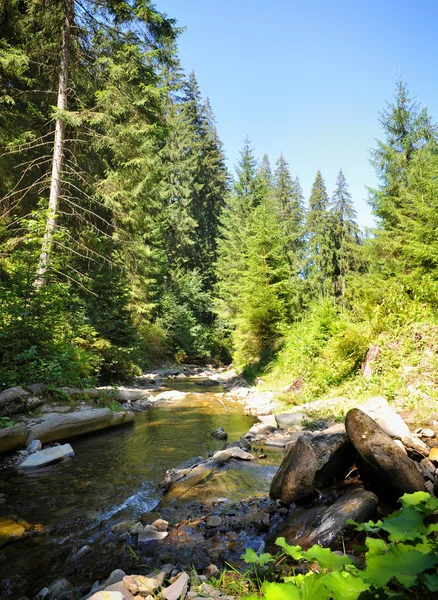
[{"x1": 1, "y1": 2, "x2": 438, "y2": 422}]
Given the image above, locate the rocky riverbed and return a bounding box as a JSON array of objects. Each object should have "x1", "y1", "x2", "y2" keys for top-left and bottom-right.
[{"x1": 2, "y1": 367, "x2": 438, "y2": 599}]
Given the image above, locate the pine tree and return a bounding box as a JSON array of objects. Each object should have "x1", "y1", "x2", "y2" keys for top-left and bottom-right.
[
  {"x1": 216, "y1": 138, "x2": 259, "y2": 319},
  {"x1": 305, "y1": 171, "x2": 336, "y2": 297},
  {"x1": 273, "y1": 154, "x2": 305, "y2": 274},
  {"x1": 369, "y1": 78, "x2": 437, "y2": 230},
  {"x1": 331, "y1": 169, "x2": 361, "y2": 297}
]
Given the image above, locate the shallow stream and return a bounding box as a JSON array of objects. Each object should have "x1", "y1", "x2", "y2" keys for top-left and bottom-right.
[{"x1": 0, "y1": 378, "x2": 280, "y2": 598}]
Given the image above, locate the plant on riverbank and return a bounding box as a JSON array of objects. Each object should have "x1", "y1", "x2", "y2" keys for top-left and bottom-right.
[
  {"x1": 238, "y1": 492, "x2": 438, "y2": 600},
  {"x1": 0, "y1": 416, "x2": 14, "y2": 428}
]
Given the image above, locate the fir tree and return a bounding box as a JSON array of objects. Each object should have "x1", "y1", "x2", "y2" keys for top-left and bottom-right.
[
  {"x1": 305, "y1": 171, "x2": 336, "y2": 297},
  {"x1": 331, "y1": 169, "x2": 361, "y2": 297}
]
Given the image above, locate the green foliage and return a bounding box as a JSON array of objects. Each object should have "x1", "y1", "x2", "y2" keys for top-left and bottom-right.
[
  {"x1": 0, "y1": 416, "x2": 15, "y2": 429},
  {"x1": 241, "y1": 492, "x2": 438, "y2": 600}
]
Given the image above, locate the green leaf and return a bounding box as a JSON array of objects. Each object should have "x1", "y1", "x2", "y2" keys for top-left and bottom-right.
[
  {"x1": 323, "y1": 571, "x2": 370, "y2": 600},
  {"x1": 276, "y1": 537, "x2": 304, "y2": 560},
  {"x1": 364, "y1": 543, "x2": 437, "y2": 587},
  {"x1": 241, "y1": 548, "x2": 259, "y2": 563},
  {"x1": 262, "y1": 581, "x2": 301, "y2": 600},
  {"x1": 380, "y1": 507, "x2": 426, "y2": 542},
  {"x1": 399, "y1": 492, "x2": 438, "y2": 515},
  {"x1": 423, "y1": 572, "x2": 438, "y2": 591},
  {"x1": 302, "y1": 546, "x2": 353, "y2": 569},
  {"x1": 350, "y1": 518, "x2": 383, "y2": 533},
  {"x1": 300, "y1": 573, "x2": 331, "y2": 600}
]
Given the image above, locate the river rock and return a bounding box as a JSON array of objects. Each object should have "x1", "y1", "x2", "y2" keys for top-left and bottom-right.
[
  {"x1": 266, "y1": 486, "x2": 378, "y2": 551},
  {"x1": 103, "y1": 582, "x2": 134, "y2": 600},
  {"x1": 138, "y1": 528, "x2": 168, "y2": 543},
  {"x1": 27, "y1": 439, "x2": 42, "y2": 454},
  {"x1": 162, "y1": 572, "x2": 189, "y2": 600},
  {"x1": 429, "y1": 447, "x2": 438, "y2": 462},
  {"x1": 360, "y1": 396, "x2": 410, "y2": 438},
  {"x1": 25, "y1": 409, "x2": 134, "y2": 445},
  {"x1": 36, "y1": 578, "x2": 74, "y2": 600},
  {"x1": 401, "y1": 433, "x2": 430, "y2": 459},
  {"x1": 152, "y1": 518, "x2": 168, "y2": 531},
  {"x1": 345, "y1": 408, "x2": 427, "y2": 499},
  {"x1": 0, "y1": 515, "x2": 32, "y2": 547},
  {"x1": 274, "y1": 412, "x2": 307, "y2": 429},
  {"x1": 269, "y1": 431, "x2": 353, "y2": 504},
  {"x1": 0, "y1": 386, "x2": 30, "y2": 415},
  {"x1": 154, "y1": 390, "x2": 187, "y2": 402},
  {"x1": 211, "y1": 447, "x2": 254, "y2": 464},
  {"x1": 0, "y1": 422, "x2": 27, "y2": 453},
  {"x1": 19, "y1": 444, "x2": 75, "y2": 468},
  {"x1": 211, "y1": 427, "x2": 228, "y2": 440}
]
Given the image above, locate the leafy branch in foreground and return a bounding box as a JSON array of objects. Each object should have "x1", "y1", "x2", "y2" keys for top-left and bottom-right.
[{"x1": 241, "y1": 491, "x2": 438, "y2": 600}]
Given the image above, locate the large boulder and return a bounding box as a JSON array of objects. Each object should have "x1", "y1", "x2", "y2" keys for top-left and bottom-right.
[
  {"x1": 266, "y1": 486, "x2": 378, "y2": 551},
  {"x1": 0, "y1": 386, "x2": 30, "y2": 415},
  {"x1": 360, "y1": 396, "x2": 410, "y2": 438},
  {"x1": 345, "y1": 408, "x2": 427, "y2": 499},
  {"x1": 274, "y1": 412, "x2": 307, "y2": 430},
  {"x1": 19, "y1": 444, "x2": 75, "y2": 468},
  {"x1": 0, "y1": 422, "x2": 27, "y2": 453},
  {"x1": 26, "y1": 409, "x2": 134, "y2": 445},
  {"x1": 270, "y1": 431, "x2": 353, "y2": 504}
]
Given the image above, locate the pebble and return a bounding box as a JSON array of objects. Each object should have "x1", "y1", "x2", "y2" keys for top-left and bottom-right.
[
  {"x1": 206, "y1": 515, "x2": 222, "y2": 528},
  {"x1": 152, "y1": 518, "x2": 169, "y2": 532},
  {"x1": 422, "y1": 428, "x2": 435, "y2": 438}
]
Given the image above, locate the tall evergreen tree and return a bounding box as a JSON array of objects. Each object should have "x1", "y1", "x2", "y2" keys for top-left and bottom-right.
[
  {"x1": 273, "y1": 154, "x2": 305, "y2": 274},
  {"x1": 331, "y1": 169, "x2": 361, "y2": 297},
  {"x1": 305, "y1": 171, "x2": 336, "y2": 297},
  {"x1": 369, "y1": 78, "x2": 437, "y2": 230}
]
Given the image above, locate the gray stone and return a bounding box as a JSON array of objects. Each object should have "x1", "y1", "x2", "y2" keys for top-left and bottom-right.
[
  {"x1": 25, "y1": 409, "x2": 134, "y2": 445},
  {"x1": 346, "y1": 408, "x2": 427, "y2": 500},
  {"x1": 123, "y1": 566, "x2": 173, "y2": 595},
  {"x1": 0, "y1": 386, "x2": 30, "y2": 413},
  {"x1": 211, "y1": 447, "x2": 253, "y2": 464},
  {"x1": 129, "y1": 522, "x2": 144, "y2": 535},
  {"x1": 0, "y1": 423, "x2": 27, "y2": 454},
  {"x1": 206, "y1": 515, "x2": 222, "y2": 527},
  {"x1": 204, "y1": 564, "x2": 219, "y2": 579},
  {"x1": 27, "y1": 439, "x2": 42, "y2": 454},
  {"x1": 401, "y1": 433, "x2": 430, "y2": 459},
  {"x1": 71, "y1": 544, "x2": 92, "y2": 561},
  {"x1": 422, "y1": 428, "x2": 435, "y2": 438},
  {"x1": 162, "y1": 572, "x2": 189, "y2": 600},
  {"x1": 211, "y1": 427, "x2": 228, "y2": 440},
  {"x1": 104, "y1": 582, "x2": 134, "y2": 600},
  {"x1": 360, "y1": 396, "x2": 410, "y2": 439},
  {"x1": 138, "y1": 528, "x2": 168, "y2": 543},
  {"x1": 19, "y1": 444, "x2": 75, "y2": 468},
  {"x1": 275, "y1": 412, "x2": 307, "y2": 430},
  {"x1": 270, "y1": 431, "x2": 353, "y2": 504},
  {"x1": 267, "y1": 486, "x2": 378, "y2": 551},
  {"x1": 36, "y1": 578, "x2": 74, "y2": 600},
  {"x1": 26, "y1": 383, "x2": 47, "y2": 395}
]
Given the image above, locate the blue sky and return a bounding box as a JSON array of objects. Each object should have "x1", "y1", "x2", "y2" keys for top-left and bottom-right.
[{"x1": 161, "y1": 0, "x2": 438, "y2": 229}]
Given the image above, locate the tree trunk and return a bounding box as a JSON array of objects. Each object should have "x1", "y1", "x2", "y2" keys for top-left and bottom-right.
[{"x1": 34, "y1": 0, "x2": 71, "y2": 288}]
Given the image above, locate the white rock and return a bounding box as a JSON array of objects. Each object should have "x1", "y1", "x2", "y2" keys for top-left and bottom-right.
[
  {"x1": 211, "y1": 447, "x2": 253, "y2": 464},
  {"x1": 154, "y1": 390, "x2": 187, "y2": 402},
  {"x1": 19, "y1": 444, "x2": 75, "y2": 468}
]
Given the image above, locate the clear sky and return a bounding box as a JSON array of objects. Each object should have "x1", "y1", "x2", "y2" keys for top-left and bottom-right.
[{"x1": 160, "y1": 0, "x2": 438, "y2": 229}]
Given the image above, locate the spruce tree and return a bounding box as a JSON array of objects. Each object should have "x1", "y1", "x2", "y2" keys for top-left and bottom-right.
[
  {"x1": 305, "y1": 171, "x2": 336, "y2": 297},
  {"x1": 331, "y1": 169, "x2": 361, "y2": 297}
]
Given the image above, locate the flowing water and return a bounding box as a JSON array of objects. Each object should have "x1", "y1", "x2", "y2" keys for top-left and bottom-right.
[{"x1": 0, "y1": 378, "x2": 280, "y2": 598}]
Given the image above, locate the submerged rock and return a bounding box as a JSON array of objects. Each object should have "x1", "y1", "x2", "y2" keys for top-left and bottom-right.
[
  {"x1": 270, "y1": 430, "x2": 353, "y2": 504},
  {"x1": 211, "y1": 447, "x2": 253, "y2": 464},
  {"x1": 0, "y1": 515, "x2": 32, "y2": 547},
  {"x1": 266, "y1": 486, "x2": 378, "y2": 551},
  {"x1": 211, "y1": 427, "x2": 228, "y2": 440},
  {"x1": 154, "y1": 390, "x2": 187, "y2": 402},
  {"x1": 345, "y1": 408, "x2": 426, "y2": 499}
]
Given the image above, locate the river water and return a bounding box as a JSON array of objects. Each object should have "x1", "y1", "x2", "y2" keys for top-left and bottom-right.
[{"x1": 0, "y1": 379, "x2": 280, "y2": 598}]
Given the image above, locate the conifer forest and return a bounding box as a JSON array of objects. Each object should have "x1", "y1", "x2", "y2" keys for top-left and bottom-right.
[{"x1": 3, "y1": 2, "x2": 438, "y2": 600}]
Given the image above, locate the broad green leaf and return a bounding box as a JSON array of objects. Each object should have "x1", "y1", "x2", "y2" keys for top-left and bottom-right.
[
  {"x1": 323, "y1": 571, "x2": 370, "y2": 600},
  {"x1": 423, "y1": 572, "x2": 438, "y2": 591},
  {"x1": 262, "y1": 581, "x2": 301, "y2": 600},
  {"x1": 241, "y1": 548, "x2": 259, "y2": 563},
  {"x1": 302, "y1": 545, "x2": 353, "y2": 569},
  {"x1": 365, "y1": 537, "x2": 388, "y2": 554},
  {"x1": 350, "y1": 518, "x2": 383, "y2": 533},
  {"x1": 276, "y1": 537, "x2": 304, "y2": 560},
  {"x1": 300, "y1": 572, "x2": 330, "y2": 600},
  {"x1": 258, "y1": 552, "x2": 275, "y2": 566},
  {"x1": 364, "y1": 543, "x2": 437, "y2": 587},
  {"x1": 380, "y1": 507, "x2": 426, "y2": 542},
  {"x1": 399, "y1": 492, "x2": 438, "y2": 515}
]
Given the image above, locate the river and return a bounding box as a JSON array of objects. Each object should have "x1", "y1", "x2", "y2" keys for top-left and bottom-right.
[{"x1": 0, "y1": 378, "x2": 279, "y2": 598}]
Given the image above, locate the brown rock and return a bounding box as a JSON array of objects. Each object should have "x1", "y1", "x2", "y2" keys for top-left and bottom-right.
[
  {"x1": 345, "y1": 408, "x2": 427, "y2": 500},
  {"x1": 270, "y1": 431, "x2": 353, "y2": 504},
  {"x1": 0, "y1": 423, "x2": 27, "y2": 454}
]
